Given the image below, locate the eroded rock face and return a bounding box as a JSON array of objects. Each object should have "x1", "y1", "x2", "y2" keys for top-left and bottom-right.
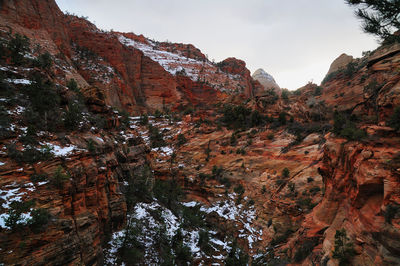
[
  {"x1": 325, "y1": 53, "x2": 354, "y2": 77},
  {"x1": 0, "y1": 131, "x2": 149, "y2": 265}
]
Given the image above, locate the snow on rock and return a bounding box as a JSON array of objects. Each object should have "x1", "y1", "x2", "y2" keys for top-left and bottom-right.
[
  {"x1": 5, "y1": 79, "x2": 32, "y2": 85},
  {"x1": 118, "y1": 35, "x2": 208, "y2": 82},
  {"x1": 42, "y1": 143, "x2": 78, "y2": 157}
]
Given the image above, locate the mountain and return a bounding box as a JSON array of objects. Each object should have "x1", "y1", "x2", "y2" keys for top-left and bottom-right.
[
  {"x1": 0, "y1": 0, "x2": 399, "y2": 265},
  {"x1": 252, "y1": 68, "x2": 280, "y2": 95}
]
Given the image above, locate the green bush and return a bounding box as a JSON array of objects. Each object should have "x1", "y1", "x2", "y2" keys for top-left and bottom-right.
[
  {"x1": 148, "y1": 124, "x2": 166, "y2": 148},
  {"x1": 177, "y1": 133, "x2": 187, "y2": 147},
  {"x1": 294, "y1": 238, "x2": 318, "y2": 262},
  {"x1": 333, "y1": 111, "x2": 366, "y2": 141},
  {"x1": 154, "y1": 109, "x2": 163, "y2": 118},
  {"x1": 388, "y1": 106, "x2": 400, "y2": 131},
  {"x1": 332, "y1": 229, "x2": 356, "y2": 266},
  {"x1": 314, "y1": 86, "x2": 323, "y2": 96},
  {"x1": 34, "y1": 52, "x2": 52, "y2": 69},
  {"x1": 234, "y1": 184, "x2": 245, "y2": 196},
  {"x1": 153, "y1": 179, "x2": 183, "y2": 210},
  {"x1": 220, "y1": 104, "x2": 266, "y2": 129},
  {"x1": 7, "y1": 143, "x2": 53, "y2": 164},
  {"x1": 278, "y1": 112, "x2": 287, "y2": 125},
  {"x1": 139, "y1": 114, "x2": 148, "y2": 126},
  {"x1": 309, "y1": 186, "x2": 321, "y2": 195},
  {"x1": 198, "y1": 230, "x2": 212, "y2": 254},
  {"x1": 118, "y1": 218, "x2": 144, "y2": 264},
  {"x1": 125, "y1": 165, "x2": 153, "y2": 209},
  {"x1": 51, "y1": 166, "x2": 70, "y2": 189},
  {"x1": 225, "y1": 239, "x2": 249, "y2": 266},
  {"x1": 384, "y1": 204, "x2": 399, "y2": 224},
  {"x1": 87, "y1": 139, "x2": 96, "y2": 154},
  {"x1": 230, "y1": 133, "x2": 237, "y2": 146},
  {"x1": 8, "y1": 34, "x2": 30, "y2": 65},
  {"x1": 30, "y1": 173, "x2": 48, "y2": 183},
  {"x1": 64, "y1": 100, "x2": 84, "y2": 130},
  {"x1": 296, "y1": 197, "x2": 316, "y2": 210},
  {"x1": 3, "y1": 200, "x2": 35, "y2": 231},
  {"x1": 28, "y1": 208, "x2": 51, "y2": 233},
  {"x1": 281, "y1": 89, "x2": 289, "y2": 100},
  {"x1": 282, "y1": 167, "x2": 290, "y2": 178},
  {"x1": 181, "y1": 205, "x2": 205, "y2": 228}
]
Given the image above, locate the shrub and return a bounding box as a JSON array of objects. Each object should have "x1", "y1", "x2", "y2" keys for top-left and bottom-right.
[
  {"x1": 261, "y1": 185, "x2": 267, "y2": 194},
  {"x1": 314, "y1": 86, "x2": 323, "y2": 96},
  {"x1": 139, "y1": 114, "x2": 148, "y2": 126},
  {"x1": 296, "y1": 197, "x2": 316, "y2": 210},
  {"x1": 332, "y1": 229, "x2": 356, "y2": 266},
  {"x1": 309, "y1": 186, "x2": 321, "y2": 195},
  {"x1": 28, "y1": 208, "x2": 51, "y2": 233},
  {"x1": 7, "y1": 143, "x2": 53, "y2": 164},
  {"x1": 230, "y1": 133, "x2": 237, "y2": 146},
  {"x1": 333, "y1": 111, "x2": 366, "y2": 141},
  {"x1": 3, "y1": 200, "x2": 35, "y2": 231},
  {"x1": 34, "y1": 52, "x2": 52, "y2": 69},
  {"x1": 148, "y1": 124, "x2": 166, "y2": 148},
  {"x1": 154, "y1": 109, "x2": 162, "y2": 118},
  {"x1": 281, "y1": 89, "x2": 289, "y2": 100},
  {"x1": 8, "y1": 34, "x2": 30, "y2": 65},
  {"x1": 225, "y1": 239, "x2": 249, "y2": 266},
  {"x1": 278, "y1": 112, "x2": 287, "y2": 125},
  {"x1": 234, "y1": 184, "x2": 245, "y2": 196},
  {"x1": 52, "y1": 166, "x2": 70, "y2": 189},
  {"x1": 288, "y1": 182, "x2": 295, "y2": 192},
  {"x1": 30, "y1": 173, "x2": 48, "y2": 183},
  {"x1": 24, "y1": 74, "x2": 60, "y2": 118},
  {"x1": 267, "y1": 133, "x2": 274, "y2": 140},
  {"x1": 66, "y1": 79, "x2": 80, "y2": 94},
  {"x1": 212, "y1": 165, "x2": 224, "y2": 180},
  {"x1": 307, "y1": 177, "x2": 314, "y2": 183},
  {"x1": 282, "y1": 167, "x2": 290, "y2": 178},
  {"x1": 153, "y1": 179, "x2": 183, "y2": 210},
  {"x1": 388, "y1": 106, "x2": 400, "y2": 131},
  {"x1": 198, "y1": 230, "x2": 212, "y2": 254},
  {"x1": 182, "y1": 205, "x2": 205, "y2": 228},
  {"x1": 177, "y1": 133, "x2": 187, "y2": 147},
  {"x1": 87, "y1": 139, "x2": 96, "y2": 154},
  {"x1": 89, "y1": 114, "x2": 106, "y2": 129},
  {"x1": 220, "y1": 104, "x2": 265, "y2": 129},
  {"x1": 125, "y1": 165, "x2": 153, "y2": 209},
  {"x1": 384, "y1": 204, "x2": 399, "y2": 224},
  {"x1": 276, "y1": 179, "x2": 285, "y2": 186},
  {"x1": 294, "y1": 238, "x2": 318, "y2": 262},
  {"x1": 64, "y1": 100, "x2": 84, "y2": 130}
]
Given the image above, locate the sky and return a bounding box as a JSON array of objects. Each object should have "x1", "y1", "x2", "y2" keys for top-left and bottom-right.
[{"x1": 55, "y1": 0, "x2": 379, "y2": 90}]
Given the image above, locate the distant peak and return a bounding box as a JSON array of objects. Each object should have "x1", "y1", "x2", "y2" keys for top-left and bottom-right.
[{"x1": 253, "y1": 68, "x2": 276, "y2": 83}]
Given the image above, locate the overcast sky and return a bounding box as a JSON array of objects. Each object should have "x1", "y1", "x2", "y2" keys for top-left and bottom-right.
[{"x1": 55, "y1": 0, "x2": 378, "y2": 90}]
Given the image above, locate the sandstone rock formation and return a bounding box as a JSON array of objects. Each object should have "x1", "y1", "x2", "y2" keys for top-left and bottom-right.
[
  {"x1": 252, "y1": 68, "x2": 280, "y2": 95},
  {"x1": 324, "y1": 53, "x2": 354, "y2": 77}
]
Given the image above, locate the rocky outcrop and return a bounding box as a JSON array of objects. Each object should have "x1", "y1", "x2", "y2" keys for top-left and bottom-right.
[
  {"x1": 325, "y1": 53, "x2": 354, "y2": 77},
  {"x1": 252, "y1": 68, "x2": 280, "y2": 95}
]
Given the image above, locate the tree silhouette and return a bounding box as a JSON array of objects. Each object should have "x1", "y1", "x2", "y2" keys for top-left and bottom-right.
[{"x1": 346, "y1": 0, "x2": 400, "y2": 44}]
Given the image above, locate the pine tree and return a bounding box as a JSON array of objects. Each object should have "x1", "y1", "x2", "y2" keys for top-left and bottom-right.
[{"x1": 346, "y1": 0, "x2": 400, "y2": 44}]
